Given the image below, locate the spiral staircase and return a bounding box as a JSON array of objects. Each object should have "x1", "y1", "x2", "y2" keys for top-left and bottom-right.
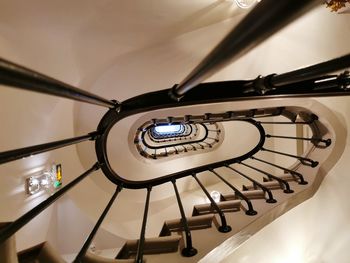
[{"x1": 0, "y1": 1, "x2": 350, "y2": 263}]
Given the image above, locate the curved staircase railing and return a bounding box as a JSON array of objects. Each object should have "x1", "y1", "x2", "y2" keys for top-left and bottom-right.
[{"x1": 0, "y1": 0, "x2": 349, "y2": 262}]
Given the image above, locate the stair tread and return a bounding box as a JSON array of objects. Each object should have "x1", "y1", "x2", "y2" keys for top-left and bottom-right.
[
  {"x1": 84, "y1": 252, "x2": 136, "y2": 263},
  {"x1": 192, "y1": 200, "x2": 241, "y2": 215},
  {"x1": 222, "y1": 189, "x2": 265, "y2": 200},
  {"x1": 243, "y1": 181, "x2": 281, "y2": 191},
  {"x1": 159, "y1": 214, "x2": 214, "y2": 236},
  {"x1": 116, "y1": 236, "x2": 181, "y2": 259},
  {"x1": 278, "y1": 174, "x2": 297, "y2": 181}
]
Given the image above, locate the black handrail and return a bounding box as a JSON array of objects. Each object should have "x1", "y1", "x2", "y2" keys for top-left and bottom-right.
[
  {"x1": 266, "y1": 134, "x2": 332, "y2": 147},
  {"x1": 135, "y1": 186, "x2": 152, "y2": 263},
  {"x1": 171, "y1": 179, "x2": 197, "y2": 257},
  {"x1": 192, "y1": 174, "x2": 231, "y2": 233},
  {"x1": 251, "y1": 156, "x2": 308, "y2": 185},
  {"x1": 240, "y1": 162, "x2": 294, "y2": 194},
  {"x1": 0, "y1": 163, "x2": 100, "y2": 244},
  {"x1": 74, "y1": 185, "x2": 123, "y2": 262},
  {"x1": 97, "y1": 119, "x2": 265, "y2": 189},
  {"x1": 261, "y1": 147, "x2": 319, "y2": 167},
  {"x1": 170, "y1": 0, "x2": 318, "y2": 99},
  {"x1": 0, "y1": 132, "x2": 98, "y2": 165},
  {"x1": 271, "y1": 54, "x2": 350, "y2": 86},
  {"x1": 225, "y1": 165, "x2": 277, "y2": 203},
  {"x1": 209, "y1": 169, "x2": 257, "y2": 216},
  {"x1": 0, "y1": 58, "x2": 117, "y2": 108}
]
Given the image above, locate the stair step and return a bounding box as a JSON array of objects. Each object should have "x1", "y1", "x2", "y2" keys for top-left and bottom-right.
[
  {"x1": 222, "y1": 189, "x2": 265, "y2": 200},
  {"x1": 192, "y1": 200, "x2": 241, "y2": 216},
  {"x1": 278, "y1": 174, "x2": 298, "y2": 181},
  {"x1": 243, "y1": 181, "x2": 281, "y2": 191},
  {"x1": 159, "y1": 214, "x2": 214, "y2": 236},
  {"x1": 0, "y1": 222, "x2": 17, "y2": 263},
  {"x1": 84, "y1": 252, "x2": 137, "y2": 263},
  {"x1": 116, "y1": 236, "x2": 181, "y2": 259},
  {"x1": 17, "y1": 242, "x2": 65, "y2": 263},
  {"x1": 263, "y1": 174, "x2": 296, "y2": 182}
]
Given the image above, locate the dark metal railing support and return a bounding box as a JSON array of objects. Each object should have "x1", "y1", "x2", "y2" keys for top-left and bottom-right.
[
  {"x1": 209, "y1": 169, "x2": 257, "y2": 216},
  {"x1": 0, "y1": 163, "x2": 100, "y2": 244},
  {"x1": 169, "y1": 0, "x2": 318, "y2": 99},
  {"x1": 266, "y1": 134, "x2": 332, "y2": 148},
  {"x1": 171, "y1": 179, "x2": 197, "y2": 257},
  {"x1": 225, "y1": 165, "x2": 277, "y2": 203},
  {"x1": 271, "y1": 54, "x2": 350, "y2": 86},
  {"x1": 240, "y1": 162, "x2": 293, "y2": 194},
  {"x1": 251, "y1": 156, "x2": 308, "y2": 185},
  {"x1": 135, "y1": 186, "x2": 152, "y2": 263},
  {"x1": 74, "y1": 185, "x2": 123, "y2": 262},
  {"x1": 0, "y1": 132, "x2": 99, "y2": 165},
  {"x1": 0, "y1": 58, "x2": 117, "y2": 108},
  {"x1": 192, "y1": 174, "x2": 231, "y2": 233},
  {"x1": 261, "y1": 147, "x2": 319, "y2": 167}
]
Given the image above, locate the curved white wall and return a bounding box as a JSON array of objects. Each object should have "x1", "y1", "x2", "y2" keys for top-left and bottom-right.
[{"x1": 0, "y1": 1, "x2": 349, "y2": 259}]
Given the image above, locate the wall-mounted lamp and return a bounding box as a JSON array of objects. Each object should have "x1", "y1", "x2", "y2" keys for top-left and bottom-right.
[{"x1": 26, "y1": 164, "x2": 62, "y2": 195}]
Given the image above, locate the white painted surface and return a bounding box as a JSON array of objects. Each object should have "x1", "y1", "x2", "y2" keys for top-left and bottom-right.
[{"x1": 0, "y1": 1, "x2": 349, "y2": 262}]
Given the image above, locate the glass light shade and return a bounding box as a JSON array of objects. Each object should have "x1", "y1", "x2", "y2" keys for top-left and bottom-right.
[
  {"x1": 235, "y1": 0, "x2": 259, "y2": 9},
  {"x1": 27, "y1": 177, "x2": 41, "y2": 195},
  {"x1": 210, "y1": 190, "x2": 221, "y2": 203}
]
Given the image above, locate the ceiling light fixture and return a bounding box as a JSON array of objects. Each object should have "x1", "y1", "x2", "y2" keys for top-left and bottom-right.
[
  {"x1": 234, "y1": 0, "x2": 261, "y2": 9},
  {"x1": 210, "y1": 191, "x2": 221, "y2": 203}
]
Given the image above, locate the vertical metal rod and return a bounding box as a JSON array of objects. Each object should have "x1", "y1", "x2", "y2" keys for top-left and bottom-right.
[
  {"x1": 171, "y1": 180, "x2": 197, "y2": 257},
  {"x1": 240, "y1": 162, "x2": 293, "y2": 193},
  {"x1": 209, "y1": 169, "x2": 257, "y2": 215},
  {"x1": 0, "y1": 58, "x2": 117, "y2": 108},
  {"x1": 225, "y1": 165, "x2": 276, "y2": 203},
  {"x1": 271, "y1": 54, "x2": 350, "y2": 86},
  {"x1": 0, "y1": 132, "x2": 98, "y2": 165},
  {"x1": 0, "y1": 163, "x2": 100, "y2": 244},
  {"x1": 258, "y1": 121, "x2": 311, "y2": 125},
  {"x1": 266, "y1": 134, "x2": 331, "y2": 147},
  {"x1": 135, "y1": 187, "x2": 152, "y2": 263},
  {"x1": 170, "y1": 0, "x2": 318, "y2": 99},
  {"x1": 192, "y1": 174, "x2": 231, "y2": 233},
  {"x1": 74, "y1": 185, "x2": 123, "y2": 262},
  {"x1": 261, "y1": 147, "x2": 319, "y2": 167},
  {"x1": 251, "y1": 156, "x2": 308, "y2": 185}
]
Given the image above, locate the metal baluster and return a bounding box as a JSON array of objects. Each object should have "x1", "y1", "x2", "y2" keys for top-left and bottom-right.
[
  {"x1": 258, "y1": 121, "x2": 312, "y2": 125},
  {"x1": 266, "y1": 134, "x2": 331, "y2": 147},
  {"x1": 171, "y1": 180, "x2": 197, "y2": 257},
  {"x1": 192, "y1": 174, "x2": 231, "y2": 233},
  {"x1": 209, "y1": 169, "x2": 257, "y2": 215},
  {"x1": 0, "y1": 163, "x2": 100, "y2": 244},
  {"x1": 197, "y1": 143, "x2": 205, "y2": 149},
  {"x1": 251, "y1": 156, "x2": 308, "y2": 185},
  {"x1": 74, "y1": 185, "x2": 123, "y2": 262},
  {"x1": 240, "y1": 162, "x2": 293, "y2": 193},
  {"x1": 0, "y1": 58, "x2": 117, "y2": 108},
  {"x1": 135, "y1": 187, "x2": 152, "y2": 263},
  {"x1": 225, "y1": 165, "x2": 277, "y2": 203},
  {"x1": 0, "y1": 132, "x2": 98, "y2": 165},
  {"x1": 170, "y1": 0, "x2": 319, "y2": 99},
  {"x1": 261, "y1": 147, "x2": 319, "y2": 167}
]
